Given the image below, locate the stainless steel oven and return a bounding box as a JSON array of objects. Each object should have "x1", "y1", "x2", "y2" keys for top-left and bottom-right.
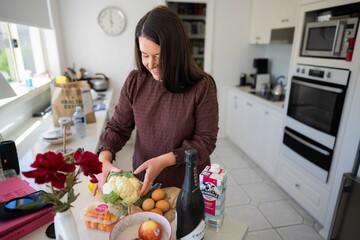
[{"x1": 283, "y1": 64, "x2": 350, "y2": 182}]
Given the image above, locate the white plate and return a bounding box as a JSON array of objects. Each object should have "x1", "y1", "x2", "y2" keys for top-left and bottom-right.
[
  {"x1": 109, "y1": 212, "x2": 172, "y2": 240},
  {"x1": 41, "y1": 128, "x2": 73, "y2": 145}
]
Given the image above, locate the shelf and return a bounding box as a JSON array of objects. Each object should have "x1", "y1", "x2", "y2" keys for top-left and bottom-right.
[
  {"x1": 167, "y1": 1, "x2": 207, "y2": 70},
  {"x1": 179, "y1": 14, "x2": 206, "y2": 21},
  {"x1": 193, "y1": 54, "x2": 204, "y2": 58},
  {"x1": 188, "y1": 34, "x2": 205, "y2": 39}
]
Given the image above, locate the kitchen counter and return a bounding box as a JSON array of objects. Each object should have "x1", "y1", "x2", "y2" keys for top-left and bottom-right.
[
  {"x1": 14, "y1": 88, "x2": 248, "y2": 239},
  {"x1": 235, "y1": 86, "x2": 285, "y2": 112}
]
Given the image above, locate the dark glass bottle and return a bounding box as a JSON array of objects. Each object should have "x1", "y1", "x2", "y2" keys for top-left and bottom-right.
[{"x1": 176, "y1": 149, "x2": 205, "y2": 240}]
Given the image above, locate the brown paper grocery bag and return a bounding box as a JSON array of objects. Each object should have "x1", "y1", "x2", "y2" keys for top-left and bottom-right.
[
  {"x1": 51, "y1": 81, "x2": 96, "y2": 127},
  {"x1": 128, "y1": 187, "x2": 180, "y2": 223}
]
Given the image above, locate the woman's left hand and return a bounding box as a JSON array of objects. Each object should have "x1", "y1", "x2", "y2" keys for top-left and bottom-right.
[{"x1": 134, "y1": 152, "x2": 176, "y2": 196}]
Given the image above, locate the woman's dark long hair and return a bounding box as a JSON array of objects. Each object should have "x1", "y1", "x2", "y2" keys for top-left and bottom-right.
[{"x1": 135, "y1": 5, "x2": 207, "y2": 93}]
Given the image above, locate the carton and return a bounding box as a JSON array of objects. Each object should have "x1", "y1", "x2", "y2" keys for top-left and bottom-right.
[{"x1": 199, "y1": 164, "x2": 227, "y2": 232}]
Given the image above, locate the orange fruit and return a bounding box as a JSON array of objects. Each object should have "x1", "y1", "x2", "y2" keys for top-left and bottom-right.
[
  {"x1": 151, "y1": 189, "x2": 166, "y2": 201},
  {"x1": 142, "y1": 198, "x2": 155, "y2": 211},
  {"x1": 150, "y1": 208, "x2": 163, "y2": 215},
  {"x1": 155, "y1": 199, "x2": 170, "y2": 213}
]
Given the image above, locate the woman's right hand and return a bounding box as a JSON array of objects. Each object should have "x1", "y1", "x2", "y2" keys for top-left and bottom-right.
[{"x1": 93, "y1": 150, "x2": 122, "y2": 196}]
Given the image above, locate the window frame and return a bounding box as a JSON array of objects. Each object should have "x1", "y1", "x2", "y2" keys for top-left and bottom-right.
[{"x1": 0, "y1": 21, "x2": 47, "y2": 84}]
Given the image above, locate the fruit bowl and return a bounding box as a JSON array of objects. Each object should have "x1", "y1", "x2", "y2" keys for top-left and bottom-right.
[{"x1": 109, "y1": 212, "x2": 172, "y2": 240}]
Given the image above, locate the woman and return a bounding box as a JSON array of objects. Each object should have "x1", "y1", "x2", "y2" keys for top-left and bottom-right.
[{"x1": 96, "y1": 5, "x2": 218, "y2": 196}]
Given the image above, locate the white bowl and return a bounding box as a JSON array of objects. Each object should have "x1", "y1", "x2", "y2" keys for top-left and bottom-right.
[{"x1": 109, "y1": 212, "x2": 172, "y2": 240}]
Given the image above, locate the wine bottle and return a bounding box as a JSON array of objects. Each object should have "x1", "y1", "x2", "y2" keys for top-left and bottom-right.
[{"x1": 176, "y1": 149, "x2": 205, "y2": 240}]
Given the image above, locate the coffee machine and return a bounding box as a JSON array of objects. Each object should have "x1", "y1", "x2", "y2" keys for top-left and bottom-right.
[{"x1": 251, "y1": 58, "x2": 270, "y2": 91}]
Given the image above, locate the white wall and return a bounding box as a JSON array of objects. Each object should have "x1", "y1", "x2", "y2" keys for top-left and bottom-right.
[
  {"x1": 211, "y1": 0, "x2": 264, "y2": 137},
  {"x1": 53, "y1": 0, "x2": 164, "y2": 100},
  {"x1": 52, "y1": 0, "x2": 290, "y2": 138},
  {"x1": 264, "y1": 44, "x2": 292, "y2": 85}
]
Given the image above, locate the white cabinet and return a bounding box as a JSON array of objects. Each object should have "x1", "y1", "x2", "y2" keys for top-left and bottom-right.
[
  {"x1": 249, "y1": 0, "x2": 299, "y2": 44},
  {"x1": 276, "y1": 152, "x2": 329, "y2": 224},
  {"x1": 241, "y1": 99, "x2": 264, "y2": 164},
  {"x1": 249, "y1": 0, "x2": 273, "y2": 44},
  {"x1": 226, "y1": 89, "x2": 243, "y2": 147},
  {"x1": 226, "y1": 87, "x2": 283, "y2": 178},
  {"x1": 272, "y1": 0, "x2": 299, "y2": 29},
  {"x1": 260, "y1": 109, "x2": 283, "y2": 178},
  {"x1": 244, "y1": 99, "x2": 283, "y2": 178}
]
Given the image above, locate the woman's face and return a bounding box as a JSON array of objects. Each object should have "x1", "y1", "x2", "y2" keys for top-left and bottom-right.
[{"x1": 139, "y1": 36, "x2": 160, "y2": 81}]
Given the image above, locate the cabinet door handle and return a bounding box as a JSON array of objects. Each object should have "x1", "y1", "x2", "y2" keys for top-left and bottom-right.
[
  {"x1": 264, "y1": 111, "x2": 269, "y2": 115},
  {"x1": 295, "y1": 183, "x2": 300, "y2": 188},
  {"x1": 246, "y1": 102, "x2": 252, "y2": 107}
]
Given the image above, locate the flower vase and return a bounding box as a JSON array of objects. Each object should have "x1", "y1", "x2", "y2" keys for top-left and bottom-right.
[{"x1": 54, "y1": 209, "x2": 80, "y2": 240}]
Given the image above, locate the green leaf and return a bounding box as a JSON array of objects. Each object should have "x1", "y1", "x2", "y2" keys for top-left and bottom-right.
[
  {"x1": 103, "y1": 190, "x2": 120, "y2": 204},
  {"x1": 107, "y1": 171, "x2": 134, "y2": 181},
  {"x1": 134, "y1": 183, "x2": 162, "y2": 207}
]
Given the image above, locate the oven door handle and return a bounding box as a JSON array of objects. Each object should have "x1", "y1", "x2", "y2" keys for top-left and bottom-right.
[
  {"x1": 292, "y1": 79, "x2": 343, "y2": 93},
  {"x1": 332, "y1": 20, "x2": 346, "y2": 56},
  {"x1": 284, "y1": 129, "x2": 331, "y2": 156}
]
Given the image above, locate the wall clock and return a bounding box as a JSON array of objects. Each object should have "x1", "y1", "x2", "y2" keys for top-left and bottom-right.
[{"x1": 98, "y1": 7, "x2": 126, "y2": 36}]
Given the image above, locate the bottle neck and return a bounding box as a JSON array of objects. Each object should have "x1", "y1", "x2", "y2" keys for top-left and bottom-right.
[{"x1": 182, "y1": 161, "x2": 199, "y2": 191}]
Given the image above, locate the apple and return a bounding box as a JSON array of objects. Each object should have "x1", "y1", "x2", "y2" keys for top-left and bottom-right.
[{"x1": 138, "y1": 219, "x2": 162, "y2": 240}]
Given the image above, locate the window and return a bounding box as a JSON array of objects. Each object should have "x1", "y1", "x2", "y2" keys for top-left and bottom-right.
[{"x1": 0, "y1": 21, "x2": 46, "y2": 84}]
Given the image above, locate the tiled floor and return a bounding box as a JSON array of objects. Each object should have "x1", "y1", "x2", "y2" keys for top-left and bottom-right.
[{"x1": 114, "y1": 137, "x2": 325, "y2": 240}]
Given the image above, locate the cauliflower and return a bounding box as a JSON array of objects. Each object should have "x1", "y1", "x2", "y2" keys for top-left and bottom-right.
[{"x1": 102, "y1": 171, "x2": 142, "y2": 205}]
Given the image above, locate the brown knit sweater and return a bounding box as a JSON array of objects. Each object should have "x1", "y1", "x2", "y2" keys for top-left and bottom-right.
[{"x1": 99, "y1": 70, "x2": 219, "y2": 188}]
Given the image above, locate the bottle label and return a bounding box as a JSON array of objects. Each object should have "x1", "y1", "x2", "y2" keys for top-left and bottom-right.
[
  {"x1": 73, "y1": 117, "x2": 85, "y2": 124},
  {"x1": 179, "y1": 219, "x2": 205, "y2": 240}
]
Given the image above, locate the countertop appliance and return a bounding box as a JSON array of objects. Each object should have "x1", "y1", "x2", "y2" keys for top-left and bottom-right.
[
  {"x1": 283, "y1": 64, "x2": 350, "y2": 182},
  {"x1": 254, "y1": 74, "x2": 270, "y2": 92},
  {"x1": 301, "y1": 17, "x2": 359, "y2": 59},
  {"x1": 239, "y1": 58, "x2": 269, "y2": 88},
  {"x1": 253, "y1": 58, "x2": 268, "y2": 74},
  {"x1": 330, "y1": 141, "x2": 360, "y2": 240},
  {"x1": 79, "y1": 73, "x2": 109, "y2": 91},
  {"x1": 251, "y1": 58, "x2": 269, "y2": 90}
]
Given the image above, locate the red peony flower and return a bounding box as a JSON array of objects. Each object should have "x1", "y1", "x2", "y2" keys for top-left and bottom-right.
[
  {"x1": 23, "y1": 152, "x2": 76, "y2": 189},
  {"x1": 74, "y1": 150, "x2": 102, "y2": 183},
  {"x1": 22, "y1": 148, "x2": 103, "y2": 212}
]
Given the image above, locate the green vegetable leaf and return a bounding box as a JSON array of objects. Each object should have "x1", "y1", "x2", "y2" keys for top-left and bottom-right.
[
  {"x1": 103, "y1": 190, "x2": 120, "y2": 203},
  {"x1": 134, "y1": 183, "x2": 162, "y2": 207},
  {"x1": 107, "y1": 171, "x2": 134, "y2": 182}
]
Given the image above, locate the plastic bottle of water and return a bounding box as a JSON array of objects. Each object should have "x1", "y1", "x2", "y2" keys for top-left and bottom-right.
[{"x1": 73, "y1": 106, "x2": 86, "y2": 138}]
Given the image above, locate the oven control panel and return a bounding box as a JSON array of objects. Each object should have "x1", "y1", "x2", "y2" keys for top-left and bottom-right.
[{"x1": 293, "y1": 64, "x2": 350, "y2": 86}]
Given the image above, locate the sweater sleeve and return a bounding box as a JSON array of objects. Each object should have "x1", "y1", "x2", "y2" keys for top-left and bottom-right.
[
  {"x1": 99, "y1": 71, "x2": 137, "y2": 157},
  {"x1": 173, "y1": 76, "x2": 219, "y2": 165}
]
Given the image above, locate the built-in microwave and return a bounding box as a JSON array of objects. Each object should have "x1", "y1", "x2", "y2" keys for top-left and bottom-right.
[{"x1": 301, "y1": 17, "x2": 359, "y2": 59}]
